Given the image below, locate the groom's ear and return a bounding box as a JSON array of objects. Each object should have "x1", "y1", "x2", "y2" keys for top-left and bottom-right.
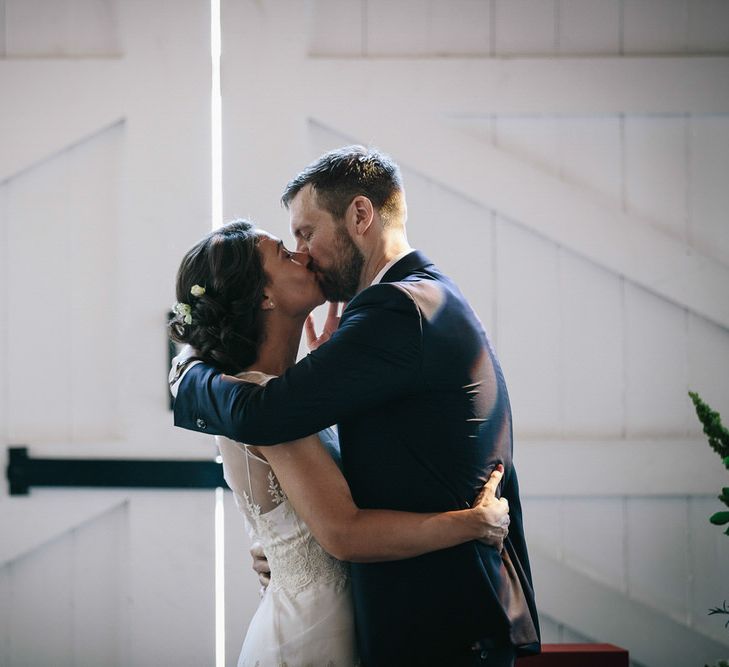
[{"x1": 348, "y1": 195, "x2": 374, "y2": 237}]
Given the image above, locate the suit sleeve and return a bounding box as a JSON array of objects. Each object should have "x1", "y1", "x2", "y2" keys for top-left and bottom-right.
[{"x1": 173, "y1": 284, "x2": 422, "y2": 444}]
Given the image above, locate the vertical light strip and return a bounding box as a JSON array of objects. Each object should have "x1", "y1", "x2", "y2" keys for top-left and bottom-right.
[
  {"x1": 214, "y1": 485, "x2": 226, "y2": 667},
  {"x1": 211, "y1": 1, "x2": 225, "y2": 666},
  {"x1": 211, "y1": 0, "x2": 223, "y2": 230}
]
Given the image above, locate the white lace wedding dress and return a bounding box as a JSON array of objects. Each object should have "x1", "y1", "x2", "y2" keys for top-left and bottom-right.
[{"x1": 217, "y1": 371, "x2": 359, "y2": 667}]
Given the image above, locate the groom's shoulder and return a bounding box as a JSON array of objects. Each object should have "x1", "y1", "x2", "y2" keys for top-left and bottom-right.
[
  {"x1": 349, "y1": 281, "x2": 418, "y2": 311},
  {"x1": 346, "y1": 276, "x2": 452, "y2": 328}
]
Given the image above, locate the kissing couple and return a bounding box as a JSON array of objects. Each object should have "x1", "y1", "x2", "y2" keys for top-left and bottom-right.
[{"x1": 169, "y1": 145, "x2": 540, "y2": 666}]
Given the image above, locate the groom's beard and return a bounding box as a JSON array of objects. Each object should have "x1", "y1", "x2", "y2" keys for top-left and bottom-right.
[{"x1": 312, "y1": 225, "x2": 364, "y2": 302}]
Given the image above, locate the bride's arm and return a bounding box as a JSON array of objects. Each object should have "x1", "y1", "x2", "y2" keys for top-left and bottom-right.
[{"x1": 259, "y1": 435, "x2": 509, "y2": 563}]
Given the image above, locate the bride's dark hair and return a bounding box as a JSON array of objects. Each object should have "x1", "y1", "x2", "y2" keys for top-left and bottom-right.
[{"x1": 169, "y1": 219, "x2": 267, "y2": 374}]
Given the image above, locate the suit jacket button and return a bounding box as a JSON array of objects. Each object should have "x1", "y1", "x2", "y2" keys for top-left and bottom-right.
[{"x1": 196, "y1": 418, "x2": 207, "y2": 430}]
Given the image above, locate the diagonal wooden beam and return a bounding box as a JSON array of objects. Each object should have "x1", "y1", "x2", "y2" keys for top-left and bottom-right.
[
  {"x1": 308, "y1": 114, "x2": 729, "y2": 330},
  {"x1": 306, "y1": 56, "x2": 729, "y2": 115},
  {"x1": 518, "y1": 439, "x2": 727, "y2": 497},
  {"x1": 0, "y1": 495, "x2": 128, "y2": 566},
  {"x1": 0, "y1": 59, "x2": 125, "y2": 183},
  {"x1": 531, "y1": 547, "x2": 729, "y2": 665}
]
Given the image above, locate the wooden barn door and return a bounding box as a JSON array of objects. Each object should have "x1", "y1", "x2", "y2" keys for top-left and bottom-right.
[{"x1": 0, "y1": 1, "x2": 255, "y2": 665}]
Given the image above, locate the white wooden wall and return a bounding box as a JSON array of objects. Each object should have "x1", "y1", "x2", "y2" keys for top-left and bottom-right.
[{"x1": 1, "y1": 1, "x2": 728, "y2": 666}]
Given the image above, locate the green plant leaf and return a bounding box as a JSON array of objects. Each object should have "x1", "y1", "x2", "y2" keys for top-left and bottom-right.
[
  {"x1": 689, "y1": 391, "x2": 729, "y2": 459},
  {"x1": 709, "y1": 511, "x2": 729, "y2": 526},
  {"x1": 724, "y1": 456, "x2": 729, "y2": 469}
]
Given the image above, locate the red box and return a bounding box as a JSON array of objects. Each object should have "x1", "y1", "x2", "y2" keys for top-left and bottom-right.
[{"x1": 516, "y1": 644, "x2": 629, "y2": 667}]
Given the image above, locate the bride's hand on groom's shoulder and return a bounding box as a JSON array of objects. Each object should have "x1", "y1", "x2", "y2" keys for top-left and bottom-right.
[
  {"x1": 472, "y1": 465, "x2": 510, "y2": 552},
  {"x1": 168, "y1": 344, "x2": 202, "y2": 397},
  {"x1": 305, "y1": 301, "x2": 347, "y2": 351}
]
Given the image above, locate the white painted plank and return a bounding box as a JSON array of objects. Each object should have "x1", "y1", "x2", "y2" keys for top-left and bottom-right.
[
  {"x1": 366, "y1": 0, "x2": 429, "y2": 56},
  {"x1": 624, "y1": 283, "x2": 690, "y2": 436},
  {"x1": 537, "y1": 613, "x2": 563, "y2": 643},
  {"x1": 0, "y1": 0, "x2": 6, "y2": 57},
  {"x1": 557, "y1": 116, "x2": 622, "y2": 205},
  {"x1": 625, "y1": 116, "x2": 688, "y2": 240},
  {"x1": 496, "y1": 221, "x2": 562, "y2": 437},
  {"x1": 562, "y1": 497, "x2": 625, "y2": 591},
  {"x1": 0, "y1": 185, "x2": 7, "y2": 447},
  {"x1": 409, "y1": 177, "x2": 495, "y2": 336},
  {"x1": 493, "y1": 0, "x2": 556, "y2": 55},
  {"x1": 127, "y1": 491, "x2": 216, "y2": 665},
  {"x1": 531, "y1": 545, "x2": 729, "y2": 665},
  {"x1": 307, "y1": 0, "x2": 364, "y2": 56},
  {"x1": 627, "y1": 497, "x2": 690, "y2": 620},
  {"x1": 517, "y1": 439, "x2": 727, "y2": 496},
  {"x1": 6, "y1": 0, "x2": 68, "y2": 56},
  {"x1": 115, "y1": 0, "x2": 212, "y2": 450},
  {"x1": 557, "y1": 0, "x2": 621, "y2": 55},
  {"x1": 0, "y1": 565, "x2": 9, "y2": 665},
  {"x1": 66, "y1": 124, "x2": 122, "y2": 442},
  {"x1": 494, "y1": 116, "x2": 561, "y2": 174},
  {"x1": 305, "y1": 56, "x2": 729, "y2": 114},
  {"x1": 559, "y1": 624, "x2": 595, "y2": 643},
  {"x1": 312, "y1": 112, "x2": 729, "y2": 329},
  {"x1": 689, "y1": 115, "x2": 729, "y2": 265},
  {"x1": 559, "y1": 251, "x2": 624, "y2": 437},
  {"x1": 9, "y1": 530, "x2": 74, "y2": 666},
  {"x1": 519, "y1": 496, "x2": 564, "y2": 559},
  {"x1": 0, "y1": 491, "x2": 129, "y2": 566},
  {"x1": 623, "y1": 0, "x2": 689, "y2": 54},
  {"x1": 396, "y1": 168, "x2": 433, "y2": 274},
  {"x1": 72, "y1": 502, "x2": 126, "y2": 667},
  {"x1": 687, "y1": 314, "x2": 729, "y2": 425},
  {"x1": 5, "y1": 0, "x2": 120, "y2": 56},
  {"x1": 0, "y1": 59, "x2": 125, "y2": 184},
  {"x1": 687, "y1": 0, "x2": 729, "y2": 52},
  {"x1": 6, "y1": 145, "x2": 73, "y2": 443},
  {"x1": 429, "y1": 0, "x2": 491, "y2": 55}
]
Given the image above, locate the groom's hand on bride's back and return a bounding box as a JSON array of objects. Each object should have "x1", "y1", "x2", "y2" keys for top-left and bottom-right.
[
  {"x1": 250, "y1": 541, "x2": 271, "y2": 589},
  {"x1": 473, "y1": 465, "x2": 510, "y2": 552}
]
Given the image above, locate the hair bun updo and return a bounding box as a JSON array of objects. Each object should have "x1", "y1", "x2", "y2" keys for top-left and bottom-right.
[{"x1": 168, "y1": 219, "x2": 267, "y2": 375}]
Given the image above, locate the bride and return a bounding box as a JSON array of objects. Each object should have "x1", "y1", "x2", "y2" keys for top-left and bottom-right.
[{"x1": 169, "y1": 220, "x2": 509, "y2": 667}]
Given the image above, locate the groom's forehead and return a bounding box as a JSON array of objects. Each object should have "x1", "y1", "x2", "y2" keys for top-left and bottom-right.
[{"x1": 290, "y1": 203, "x2": 331, "y2": 237}]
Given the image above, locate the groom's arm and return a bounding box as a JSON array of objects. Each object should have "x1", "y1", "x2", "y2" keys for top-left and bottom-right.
[{"x1": 173, "y1": 283, "x2": 422, "y2": 444}]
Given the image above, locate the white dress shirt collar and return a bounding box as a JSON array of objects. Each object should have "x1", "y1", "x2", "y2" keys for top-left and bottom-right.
[{"x1": 370, "y1": 249, "x2": 415, "y2": 286}]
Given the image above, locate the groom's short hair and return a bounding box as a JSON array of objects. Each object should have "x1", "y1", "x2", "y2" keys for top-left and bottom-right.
[{"x1": 282, "y1": 145, "x2": 405, "y2": 226}]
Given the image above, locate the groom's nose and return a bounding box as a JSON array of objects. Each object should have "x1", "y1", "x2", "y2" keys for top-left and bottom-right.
[{"x1": 292, "y1": 250, "x2": 313, "y2": 269}]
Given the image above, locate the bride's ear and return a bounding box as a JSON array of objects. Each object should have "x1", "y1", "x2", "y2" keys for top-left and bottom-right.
[{"x1": 260, "y1": 296, "x2": 275, "y2": 311}]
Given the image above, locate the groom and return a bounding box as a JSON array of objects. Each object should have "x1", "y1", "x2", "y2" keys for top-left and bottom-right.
[{"x1": 173, "y1": 146, "x2": 540, "y2": 666}]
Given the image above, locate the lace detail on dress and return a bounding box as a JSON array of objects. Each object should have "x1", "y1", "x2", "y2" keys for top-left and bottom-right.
[
  {"x1": 254, "y1": 496, "x2": 348, "y2": 597},
  {"x1": 267, "y1": 470, "x2": 287, "y2": 507},
  {"x1": 232, "y1": 444, "x2": 348, "y2": 598}
]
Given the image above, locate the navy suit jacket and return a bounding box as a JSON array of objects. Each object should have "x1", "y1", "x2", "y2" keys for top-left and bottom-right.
[{"x1": 174, "y1": 251, "x2": 540, "y2": 665}]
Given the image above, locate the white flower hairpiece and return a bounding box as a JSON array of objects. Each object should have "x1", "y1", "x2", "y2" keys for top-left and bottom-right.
[
  {"x1": 190, "y1": 284, "x2": 206, "y2": 297},
  {"x1": 173, "y1": 301, "x2": 192, "y2": 325}
]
